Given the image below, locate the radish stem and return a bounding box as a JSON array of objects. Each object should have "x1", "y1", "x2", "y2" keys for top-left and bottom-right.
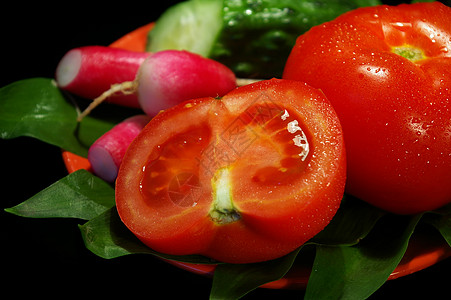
[{"x1": 77, "y1": 81, "x2": 137, "y2": 122}]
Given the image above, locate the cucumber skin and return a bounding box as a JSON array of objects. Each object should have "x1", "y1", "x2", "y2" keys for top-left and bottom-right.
[
  {"x1": 148, "y1": 0, "x2": 382, "y2": 79},
  {"x1": 212, "y1": 0, "x2": 381, "y2": 78}
]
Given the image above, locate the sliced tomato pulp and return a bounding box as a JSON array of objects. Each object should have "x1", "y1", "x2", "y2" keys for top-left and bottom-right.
[{"x1": 116, "y1": 79, "x2": 346, "y2": 264}]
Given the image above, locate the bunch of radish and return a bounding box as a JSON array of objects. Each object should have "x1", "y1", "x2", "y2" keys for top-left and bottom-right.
[{"x1": 55, "y1": 45, "x2": 243, "y2": 182}]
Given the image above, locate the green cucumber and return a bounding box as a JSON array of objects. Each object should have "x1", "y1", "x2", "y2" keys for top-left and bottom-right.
[
  {"x1": 148, "y1": 0, "x2": 382, "y2": 78},
  {"x1": 148, "y1": 0, "x2": 223, "y2": 57}
]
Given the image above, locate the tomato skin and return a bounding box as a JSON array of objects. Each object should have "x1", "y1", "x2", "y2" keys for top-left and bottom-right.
[
  {"x1": 116, "y1": 79, "x2": 346, "y2": 263},
  {"x1": 283, "y1": 2, "x2": 451, "y2": 214}
]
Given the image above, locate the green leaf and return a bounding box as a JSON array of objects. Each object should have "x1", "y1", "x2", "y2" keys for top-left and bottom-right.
[
  {"x1": 432, "y1": 217, "x2": 451, "y2": 247},
  {"x1": 423, "y1": 204, "x2": 451, "y2": 247},
  {"x1": 79, "y1": 206, "x2": 217, "y2": 264},
  {"x1": 5, "y1": 169, "x2": 115, "y2": 220},
  {"x1": 210, "y1": 246, "x2": 304, "y2": 300},
  {"x1": 0, "y1": 78, "x2": 138, "y2": 157},
  {"x1": 305, "y1": 214, "x2": 423, "y2": 300},
  {"x1": 311, "y1": 195, "x2": 386, "y2": 246}
]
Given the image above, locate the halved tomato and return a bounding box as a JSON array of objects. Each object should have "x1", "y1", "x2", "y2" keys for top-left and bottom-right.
[{"x1": 116, "y1": 79, "x2": 346, "y2": 264}]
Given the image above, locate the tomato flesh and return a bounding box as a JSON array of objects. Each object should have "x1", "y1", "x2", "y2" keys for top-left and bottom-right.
[
  {"x1": 116, "y1": 79, "x2": 346, "y2": 263},
  {"x1": 140, "y1": 124, "x2": 211, "y2": 208},
  {"x1": 283, "y1": 2, "x2": 451, "y2": 214}
]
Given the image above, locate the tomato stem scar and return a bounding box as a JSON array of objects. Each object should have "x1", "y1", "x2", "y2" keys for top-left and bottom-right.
[
  {"x1": 210, "y1": 167, "x2": 241, "y2": 224},
  {"x1": 392, "y1": 45, "x2": 425, "y2": 62}
]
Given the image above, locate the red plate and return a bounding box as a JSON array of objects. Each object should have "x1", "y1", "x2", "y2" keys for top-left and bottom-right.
[{"x1": 62, "y1": 23, "x2": 451, "y2": 289}]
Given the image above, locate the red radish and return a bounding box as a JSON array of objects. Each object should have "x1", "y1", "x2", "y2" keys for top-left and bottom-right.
[
  {"x1": 76, "y1": 50, "x2": 238, "y2": 121},
  {"x1": 136, "y1": 50, "x2": 237, "y2": 116},
  {"x1": 55, "y1": 46, "x2": 150, "y2": 108},
  {"x1": 88, "y1": 114, "x2": 150, "y2": 182}
]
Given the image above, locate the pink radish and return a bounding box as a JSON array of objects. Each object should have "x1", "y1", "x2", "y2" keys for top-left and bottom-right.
[
  {"x1": 88, "y1": 114, "x2": 150, "y2": 182},
  {"x1": 136, "y1": 50, "x2": 237, "y2": 116},
  {"x1": 55, "y1": 46, "x2": 150, "y2": 108},
  {"x1": 76, "y1": 49, "x2": 238, "y2": 121}
]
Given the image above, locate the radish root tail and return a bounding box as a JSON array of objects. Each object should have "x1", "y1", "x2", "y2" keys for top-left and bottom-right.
[
  {"x1": 77, "y1": 81, "x2": 138, "y2": 122},
  {"x1": 236, "y1": 78, "x2": 262, "y2": 86}
]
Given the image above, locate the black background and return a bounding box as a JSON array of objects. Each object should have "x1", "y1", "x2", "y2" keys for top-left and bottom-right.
[{"x1": 1, "y1": 2, "x2": 449, "y2": 298}]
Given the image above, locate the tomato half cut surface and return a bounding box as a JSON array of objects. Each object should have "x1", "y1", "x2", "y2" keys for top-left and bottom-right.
[{"x1": 116, "y1": 79, "x2": 346, "y2": 264}]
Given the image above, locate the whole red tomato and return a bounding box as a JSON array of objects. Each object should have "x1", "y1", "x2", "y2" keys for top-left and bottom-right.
[
  {"x1": 116, "y1": 79, "x2": 346, "y2": 263},
  {"x1": 283, "y1": 2, "x2": 451, "y2": 214}
]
